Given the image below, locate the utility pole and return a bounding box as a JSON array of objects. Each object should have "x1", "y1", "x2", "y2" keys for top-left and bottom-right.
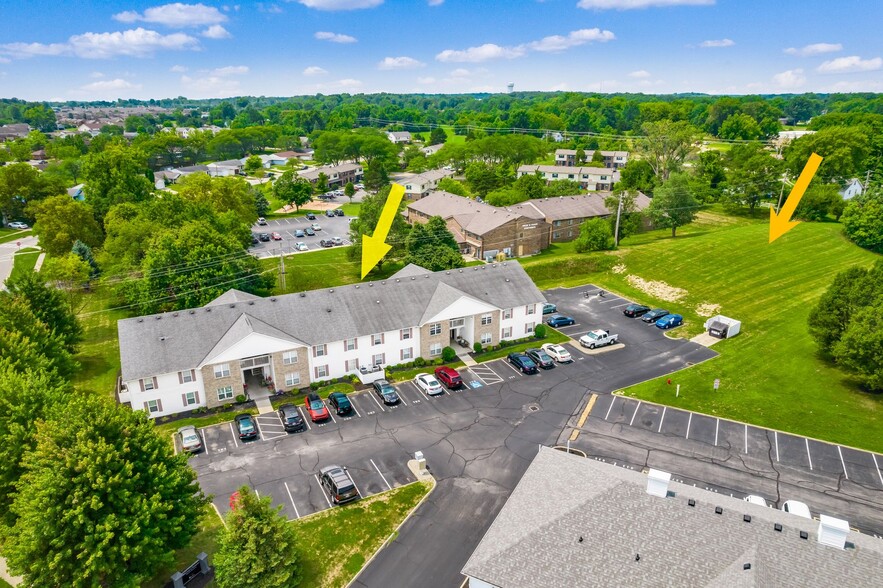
[
  {"x1": 613, "y1": 192, "x2": 624, "y2": 247},
  {"x1": 279, "y1": 249, "x2": 286, "y2": 291},
  {"x1": 864, "y1": 169, "x2": 872, "y2": 191},
  {"x1": 776, "y1": 175, "x2": 787, "y2": 213}
]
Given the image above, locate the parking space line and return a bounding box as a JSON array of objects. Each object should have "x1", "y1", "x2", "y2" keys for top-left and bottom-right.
[
  {"x1": 200, "y1": 430, "x2": 209, "y2": 455},
  {"x1": 370, "y1": 459, "x2": 392, "y2": 491},
  {"x1": 326, "y1": 404, "x2": 336, "y2": 423},
  {"x1": 229, "y1": 423, "x2": 238, "y2": 448},
  {"x1": 314, "y1": 475, "x2": 333, "y2": 508},
  {"x1": 411, "y1": 381, "x2": 431, "y2": 401},
  {"x1": 775, "y1": 431, "x2": 779, "y2": 462},
  {"x1": 599, "y1": 297, "x2": 622, "y2": 304},
  {"x1": 284, "y1": 482, "x2": 300, "y2": 519},
  {"x1": 604, "y1": 396, "x2": 616, "y2": 421},
  {"x1": 611, "y1": 302, "x2": 630, "y2": 309},
  {"x1": 501, "y1": 359, "x2": 525, "y2": 377},
  {"x1": 367, "y1": 391, "x2": 386, "y2": 412},
  {"x1": 806, "y1": 438, "x2": 814, "y2": 470},
  {"x1": 396, "y1": 385, "x2": 413, "y2": 404},
  {"x1": 873, "y1": 454, "x2": 883, "y2": 487},
  {"x1": 837, "y1": 446, "x2": 848, "y2": 480},
  {"x1": 744, "y1": 424, "x2": 748, "y2": 454},
  {"x1": 467, "y1": 368, "x2": 487, "y2": 386},
  {"x1": 685, "y1": 412, "x2": 692, "y2": 440},
  {"x1": 297, "y1": 406, "x2": 312, "y2": 430},
  {"x1": 629, "y1": 401, "x2": 641, "y2": 427},
  {"x1": 714, "y1": 418, "x2": 719, "y2": 446},
  {"x1": 657, "y1": 406, "x2": 666, "y2": 433},
  {"x1": 349, "y1": 395, "x2": 362, "y2": 418}
]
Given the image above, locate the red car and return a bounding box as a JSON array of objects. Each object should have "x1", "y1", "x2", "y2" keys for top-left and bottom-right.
[
  {"x1": 434, "y1": 366, "x2": 463, "y2": 390},
  {"x1": 304, "y1": 393, "x2": 329, "y2": 422},
  {"x1": 271, "y1": 232, "x2": 282, "y2": 240}
]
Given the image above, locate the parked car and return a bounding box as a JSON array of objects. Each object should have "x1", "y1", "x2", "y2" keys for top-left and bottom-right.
[
  {"x1": 372, "y1": 379, "x2": 400, "y2": 404},
  {"x1": 546, "y1": 315, "x2": 575, "y2": 328},
  {"x1": 294, "y1": 229, "x2": 305, "y2": 238},
  {"x1": 320, "y1": 465, "x2": 359, "y2": 505},
  {"x1": 507, "y1": 352, "x2": 538, "y2": 374},
  {"x1": 319, "y1": 239, "x2": 334, "y2": 247},
  {"x1": 177, "y1": 425, "x2": 203, "y2": 453},
  {"x1": 623, "y1": 304, "x2": 651, "y2": 318},
  {"x1": 655, "y1": 314, "x2": 683, "y2": 329},
  {"x1": 311, "y1": 223, "x2": 322, "y2": 231},
  {"x1": 434, "y1": 366, "x2": 463, "y2": 389},
  {"x1": 541, "y1": 343, "x2": 573, "y2": 363},
  {"x1": 332, "y1": 236, "x2": 343, "y2": 245},
  {"x1": 271, "y1": 232, "x2": 282, "y2": 240},
  {"x1": 306, "y1": 213, "x2": 316, "y2": 220},
  {"x1": 278, "y1": 403, "x2": 305, "y2": 432},
  {"x1": 325, "y1": 210, "x2": 335, "y2": 217},
  {"x1": 251, "y1": 234, "x2": 259, "y2": 245},
  {"x1": 579, "y1": 329, "x2": 619, "y2": 349},
  {"x1": 781, "y1": 500, "x2": 812, "y2": 519},
  {"x1": 256, "y1": 217, "x2": 267, "y2": 226},
  {"x1": 641, "y1": 308, "x2": 670, "y2": 323},
  {"x1": 334, "y1": 209, "x2": 344, "y2": 217},
  {"x1": 542, "y1": 303, "x2": 557, "y2": 315},
  {"x1": 295, "y1": 242, "x2": 308, "y2": 251},
  {"x1": 259, "y1": 232, "x2": 271, "y2": 242},
  {"x1": 8, "y1": 221, "x2": 29, "y2": 229},
  {"x1": 327, "y1": 392, "x2": 353, "y2": 415},
  {"x1": 744, "y1": 495, "x2": 768, "y2": 507},
  {"x1": 525, "y1": 348, "x2": 555, "y2": 370},
  {"x1": 234, "y1": 414, "x2": 258, "y2": 440},
  {"x1": 304, "y1": 393, "x2": 330, "y2": 422},
  {"x1": 305, "y1": 227, "x2": 315, "y2": 236},
  {"x1": 415, "y1": 373, "x2": 444, "y2": 396}
]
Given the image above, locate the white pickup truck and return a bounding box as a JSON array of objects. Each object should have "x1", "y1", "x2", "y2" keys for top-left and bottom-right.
[{"x1": 579, "y1": 329, "x2": 619, "y2": 349}]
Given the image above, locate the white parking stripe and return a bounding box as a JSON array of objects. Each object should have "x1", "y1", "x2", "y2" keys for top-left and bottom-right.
[
  {"x1": 604, "y1": 396, "x2": 616, "y2": 421},
  {"x1": 229, "y1": 423, "x2": 239, "y2": 448},
  {"x1": 685, "y1": 412, "x2": 692, "y2": 440},
  {"x1": 806, "y1": 438, "x2": 814, "y2": 470},
  {"x1": 397, "y1": 386, "x2": 413, "y2": 403},
  {"x1": 412, "y1": 380, "x2": 431, "y2": 401},
  {"x1": 326, "y1": 403, "x2": 336, "y2": 423},
  {"x1": 775, "y1": 431, "x2": 780, "y2": 462},
  {"x1": 284, "y1": 482, "x2": 300, "y2": 519},
  {"x1": 714, "y1": 418, "x2": 719, "y2": 446},
  {"x1": 468, "y1": 368, "x2": 487, "y2": 386},
  {"x1": 611, "y1": 302, "x2": 631, "y2": 309},
  {"x1": 367, "y1": 391, "x2": 386, "y2": 412},
  {"x1": 873, "y1": 454, "x2": 883, "y2": 487},
  {"x1": 371, "y1": 459, "x2": 392, "y2": 491},
  {"x1": 349, "y1": 473, "x2": 363, "y2": 497},
  {"x1": 200, "y1": 430, "x2": 209, "y2": 455},
  {"x1": 629, "y1": 401, "x2": 641, "y2": 427},
  {"x1": 657, "y1": 406, "x2": 666, "y2": 433},
  {"x1": 297, "y1": 406, "x2": 311, "y2": 430},
  {"x1": 838, "y1": 446, "x2": 849, "y2": 480},
  {"x1": 744, "y1": 424, "x2": 748, "y2": 454},
  {"x1": 314, "y1": 474, "x2": 333, "y2": 508},
  {"x1": 501, "y1": 359, "x2": 525, "y2": 376},
  {"x1": 349, "y1": 395, "x2": 362, "y2": 418},
  {"x1": 599, "y1": 297, "x2": 622, "y2": 304}
]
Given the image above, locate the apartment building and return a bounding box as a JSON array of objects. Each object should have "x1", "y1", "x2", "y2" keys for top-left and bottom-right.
[
  {"x1": 516, "y1": 165, "x2": 619, "y2": 191},
  {"x1": 554, "y1": 149, "x2": 629, "y2": 169}
]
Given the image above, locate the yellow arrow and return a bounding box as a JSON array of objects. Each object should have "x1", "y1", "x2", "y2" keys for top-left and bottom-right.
[
  {"x1": 769, "y1": 152, "x2": 823, "y2": 243},
  {"x1": 361, "y1": 183, "x2": 405, "y2": 278}
]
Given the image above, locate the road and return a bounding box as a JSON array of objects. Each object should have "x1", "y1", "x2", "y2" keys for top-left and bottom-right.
[{"x1": 0, "y1": 234, "x2": 38, "y2": 289}]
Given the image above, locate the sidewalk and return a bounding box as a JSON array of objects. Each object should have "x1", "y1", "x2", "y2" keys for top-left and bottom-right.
[
  {"x1": 248, "y1": 388, "x2": 275, "y2": 414},
  {"x1": 456, "y1": 350, "x2": 476, "y2": 367},
  {"x1": 0, "y1": 555, "x2": 22, "y2": 586}
]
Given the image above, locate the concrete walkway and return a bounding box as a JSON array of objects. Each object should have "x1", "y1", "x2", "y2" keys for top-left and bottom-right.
[
  {"x1": 690, "y1": 332, "x2": 722, "y2": 347},
  {"x1": 0, "y1": 555, "x2": 22, "y2": 586},
  {"x1": 456, "y1": 350, "x2": 477, "y2": 367},
  {"x1": 248, "y1": 388, "x2": 275, "y2": 414},
  {"x1": 33, "y1": 252, "x2": 46, "y2": 272}
]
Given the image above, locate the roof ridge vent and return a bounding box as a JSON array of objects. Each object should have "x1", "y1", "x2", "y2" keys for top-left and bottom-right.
[
  {"x1": 206, "y1": 308, "x2": 211, "y2": 312},
  {"x1": 173, "y1": 312, "x2": 179, "y2": 317},
  {"x1": 189, "y1": 310, "x2": 195, "y2": 315},
  {"x1": 230, "y1": 304, "x2": 236, "y2": 308},
  {"x1": 155, "y1": 315, "x2": 162, "y2": 320},
  {"x1": 646, "y1": 469, "x2": 671, "y2": 498},
  {"x1": 137, "y1": 318, "x2": 143, "y2": 323},
  {"x1": 270, "y1": 297, "x2": 277, "y2": 302},
  {"x1": 818, "y1": 515, "x2": 849, "y2": 550},
  {"x1": 300, "y1": 292, "x2": 306, "y2": 297}
]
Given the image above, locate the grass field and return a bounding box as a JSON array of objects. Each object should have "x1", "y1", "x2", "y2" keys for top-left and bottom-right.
[
  {"x1": 9, "y1": 248, "x2": 41, "y2": 281},
  {"x1": 73, "y1": 287, "x2": 131, "y2": 397},
  {"x1": 264, "y1": 247, "x2": 407, "y2": 295},
  {"x1": 521, "y1": 211, "x2": 883, "y2": 452},
  {"x1": 0, "y1": 228, "x2": 32, "y2": 244}
]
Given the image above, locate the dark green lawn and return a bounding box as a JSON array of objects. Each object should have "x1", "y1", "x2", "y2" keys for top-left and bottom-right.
[
  {"x1": 8, "y1": 249, "x2": 40, "y2": 282},
  {"x1": 72, "y1": 287, "x2": 132, "y2": 398},
  {"x1": 263, "y1": 247, "x2": 406, "y2": 295}
]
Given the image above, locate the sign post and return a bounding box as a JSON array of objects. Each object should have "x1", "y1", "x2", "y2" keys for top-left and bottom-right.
[{"x1": 713, "y1": 378, "x2": 720, "y2": 391}]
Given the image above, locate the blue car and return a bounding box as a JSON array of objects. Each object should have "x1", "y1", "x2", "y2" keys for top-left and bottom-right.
[
  {"x1": 655, "y1": 314, "x2": 683, "y2": 329},
  {"x1": 546, "y1": 315, "x2": 575, "y2": 328}
]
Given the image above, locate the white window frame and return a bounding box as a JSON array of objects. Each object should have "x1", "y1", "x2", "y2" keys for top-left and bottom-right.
[
  {"x1": 372, "y1": 333, "x2": 384, "y2": 346},
  {"x1": 184, "y1": 391, "x2": 197, "y2": 406},
  {"x1": 429, "y1": 343, "x2": 442, "y2": 357},
  {"x1": 217, "y1": 386, "x2": 233, "y2": 401},
  {"x1": 143, "y1": 378, "x2": 156, "y2": 391},
  {"x1": 481, "y1": 313, "x2": 492, "y2": 325},
  {"x1": 315, "y1": 365, "x2": 329, "y2": 379},
  {"x1": 285, "y1": 373, "x2": 300, "y2": 387},
  {"x1": 345, "y1": 358, "x2": 360, "y2": 372},
  {"x1": 525, "y1": 322, "x2": 535, "y2": 335},
  {"x1": 525, "y1": 305, "x2": 536, "y2": 315},
  {"x1": 282, "y1": 350, "x2": 298, "y2": 365},
  {"x1": 372, "y1": 353, "x2": 385, "y2": 366},
  {"x1": 401, "y1": 347, "x2": 413, "y2": 361},
  {"x1": 502, "y1": 327, "x2": 513, "y2": 339},
  {"x1": 214, "y1": 364, "x2": 231, "y2": 378},
  {"x1": 503, "y1": 308, "x2": 513, "y2": 320},
  {"x1": 313, "y1": 344, "x2": 327, "y2": 358},
  {"x1": 429, "y1": 323, "x2": 442, "y2": 336},
  {"x1": 180, "y1": 370, "x2": 195, "y2": 383},
  {"x1": 345, "y1": 338, "x2": 357, "y2": 351},
  {"x1": 400, "y1": 328, "x2": 412, "y2": 340},
  {"x1": 480, "y1": 332, "x2": 492, "y2": 344},
  {"x1": 147, "y1": 399, "x2": 160, "y2": 413}
]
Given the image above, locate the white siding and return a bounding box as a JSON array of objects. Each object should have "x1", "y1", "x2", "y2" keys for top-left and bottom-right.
[{"x1": 126, "y1": 370, "x2": 206, "y2": 418}]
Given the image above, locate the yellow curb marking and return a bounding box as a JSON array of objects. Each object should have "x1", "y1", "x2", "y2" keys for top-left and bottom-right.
[{"x1": 570, "y1": 393, "x2": 597, "y2": 441}]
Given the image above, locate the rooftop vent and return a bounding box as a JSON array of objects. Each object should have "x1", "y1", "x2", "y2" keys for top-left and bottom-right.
[
  {"x1": 505, "y1": 278, "x2": 510, "y2": 282},
  {"x1": 646, "y1": 469, "x2": 671, "y2": 498},
  {"x1": 458, "y1": 269, "x2": 463, "y2": 273},
  {"x1": 369, "y1": 283, "x2": 373, "y2": 287},
  {"x1": 715, "y1": 507, "x2": 723, "y2": 515},
  {"x1": 743, "y1": 515, "x2": 752, "y2": 523},
  {"x1": 137, "y1": 318, "x2": 143, "y2": 323},
  {"x1": 189, "y1": 310, "x2": 195, "y2": 315},
  {"x1": 270, "y1": 297, "x2": 277, "y2": 302},
  {"x1": 396, "y1": 279, "x2": 400, "y2": 283},
  {"x1": 230, "y1": 304, "x2": 236, "y2": 308},
  {"x1": 206, "y1": 308, "x2": 211, "y2": 312},
  {"x1": 326, "y1": 308, "x2": 331, "y2": 313},
  {"x1": 155, "y1": 316, "x2": 162, "y2": 320},
  {"x1": 355, "y1": 285, "x2": 360, "y2": 289},
  {"x1": 376, "y1": 300, "x2": 380, "y2": 304},
  {"x1": 743, "y1": 563, "x2": 751, "y2": 571},
  {"x1": 818, "y1": 515, "x2": 849, "y2": 550},
  {"x1": 411, "y1": 277, "x2": 415, "y2": 280},
  {"x1": 159, "y1": 336, "x2": 166, "y2": 342},
  {"x1": 688, "y1": 499, "x2": 696, "y2": 507},
  {"x1": 800, "y1": 531, "x2": 809, "y2": 540},
  {"x1": 329, "y1": 289, "x2": 334, "y2": 293},
  {"x1": 173, "y1": 312, "x2": 179, "y2": 317},
  {"x1": 248, "y1": 301, "x2": 254, "y2": 305},
  {"x1": 774, "y1": 523, "x2": 783, "y2": 532},
  {"x1": 446, "y1": 271, "x2": 450, "y2": 275}
]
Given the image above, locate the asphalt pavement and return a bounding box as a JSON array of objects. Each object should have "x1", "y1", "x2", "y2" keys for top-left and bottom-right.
[
  {"x1": 249, "y1": 213, "x2": 354, "y2": 259},
  {"x1": 0, "y1": 234, "x2": 38, "y2": 288}
]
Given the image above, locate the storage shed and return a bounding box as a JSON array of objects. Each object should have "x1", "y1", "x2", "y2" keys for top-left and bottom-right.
[{"x1": 704, "y1": 315, "x2": 741, "y2": 339}]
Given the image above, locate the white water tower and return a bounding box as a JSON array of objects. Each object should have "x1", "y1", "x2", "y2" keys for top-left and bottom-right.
[{"x1": 507, "y1": 82, "x2": 514, "y2": 94}]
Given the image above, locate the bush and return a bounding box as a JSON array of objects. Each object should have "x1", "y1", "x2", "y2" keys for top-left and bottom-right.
[
  {"x1": 574, "y1": 218, "x2": 616, "y2": 252},
  {"x1": 473, "y1": 342, "x2": 483, "y2": 353},
  {"x1": 414, "y1": 357, "x2": 426, "y2": 367},
  {"x1": 534, "y1": 324, "x2": 547, "y2": 339},
  {"x1": 441, "y1": 346, "x2": 457, "y2": 362},
  {"x1": 235, "y1": 394, "x2": 246, "y2": 404}
]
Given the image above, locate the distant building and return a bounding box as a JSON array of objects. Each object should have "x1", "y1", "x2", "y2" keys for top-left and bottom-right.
[
  {"x1": 67, "y1": 183, "x2": 85, "y2": 201},
  {"x1": 207, "y1": 160, "x2": 244, "y2": 177},
  {"x1": 299, "y1": 163, "x2": 363, "y2": 187},
  {"x1": 840, "y1": 178, "x2": 864, "y2": 200},
  {"x1": 387, "y1": 131, "x2": 412, "y2": 144},
  {"x1": 507, "y1": 192, "x2": 650, "y2": 242},
  {"x1": 516, "y1": 165, "x2": 619, "y2": 191},
  {"x1": 402, "y1": 168, "x2": 456, "y2": 200},
  {"x1": 554, "y1": 149, "x2": 629, "y2": 169},
  {"x1": 0, "y1": 123, "x2": 30, "y2": 140}
]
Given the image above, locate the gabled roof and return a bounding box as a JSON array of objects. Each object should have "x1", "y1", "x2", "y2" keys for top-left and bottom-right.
[
  {"x1": 506, "y1": 193, "x2": 652, "y2": 221},
  {"x1": 200, "y1": 313, "x2": 305, "y2": 366},
  {"x1": 518, "y1": 164, "x2": 612, "y2": 176},
  {"x1": 204, "y1": 289, "x2": 261, "y2": 307}
]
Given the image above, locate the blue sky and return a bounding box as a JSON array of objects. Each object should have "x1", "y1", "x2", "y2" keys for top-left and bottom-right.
[{"x1": 1, "y1": 0, "x2": 881, "y2": 101}]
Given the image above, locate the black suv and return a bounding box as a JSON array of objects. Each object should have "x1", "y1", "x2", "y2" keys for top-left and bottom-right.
[
  {"x1": 320, "y1": 465, "x2": 359, "y2": 504},
  {"x1": 641, "y1": 308, "x2": 670, "y2": 323},
  {"x1": 258, "y1": 232, "x2": 271, "y2": 242},
  {"x1": 325, "y1": 210, "x2": 335, "y2": 217},
  {"x1": 278, "y1": 403, "x2": 305, "y2": 432},
  {"x1": 327, "y1": 392, "x2": 353, "y2": 415},
  {"x1": 306, "y1": 213, "x2": 316, "y2": 220},
  {"x1": 623, "y1": 304, "x2": 651, "y2": 318}
]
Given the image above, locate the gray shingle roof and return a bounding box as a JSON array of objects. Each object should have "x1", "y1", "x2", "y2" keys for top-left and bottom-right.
[
  {"x1": 408, "y1": 191, "x2": 523, "y2": 236},
  {"x1": 506, "y1": 192, "x2": 651, "y2": 222},
  {"x1": 118, "y1": 263, "x2": 544, "y2": 381},
  {"x1": 462, "y1": 447, "x2": 883, "y2": 588},
  {"x1": 518, "y1": 164, "x2": 613, "y2": 176},
  {"x1": 204, "y1": 289, "x2": 261, "y2": 307}
]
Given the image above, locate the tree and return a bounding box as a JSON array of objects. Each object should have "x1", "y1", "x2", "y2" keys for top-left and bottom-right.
[
  {"x1": 783, "y1": 127, "x2": 869, "y2": 183},
  {"x1": 177, "y1": 174, "x2": 259, "y2": 224},
  {"x1": 428, "y1": 126, "x2": 447, "y2": 146},
  {"x1": 244, "y1": 154, "x2": 263, "y2": 175},
  {"x1": 0, "y1": 294, "x2": 77, "y2": 380},
  {"x1": 4, "y1": 271, "x2": 82, "y2": 352},
  {"x1": 514, "y1": 173, "x2": 546, "y2": 200},
  {"x1": 465, "y1": 162, "x2": 508, "y2": 198},
  {"x1": 646, "y1": 173, "x2": 699, "y2": 237},
  {"x1": 637, "y1": 120, "x2": 697, "y2": 180},
  {"x1": 604, "y1": 191, "x2": 643, "y2": 242},
  {"x1": 575, "y1": 148, "x2": 586, "y2": 165},
  {"x1": 29, "y1": 195, "x2": 103, "y2": 257},
  {"x1": 590, "y1": 149, "x2": 605, "y2": 165},
  {"x1": 41, "y1": 253, "x2": 92, "y2": 315},
  {"x1": 574, "y1": 218, "x2": 615, "y2": 252},
  {"x1": 436, "y1": 177, "x2": 470, "y2": 197},
  {"x1": 348, "y1": 185, "x2": 410, "y2": 272},
  {"x1": 4, "y1": 397, "x2": 209, "y2": 588},
  {"x1": 0, "y1": 162, "x2": 67, "y2": 225},
  {"x1": 722, "y1": 143, "x2": 783, "y2": 213},
  {"x1": 72, "y1": 239, "x2": 100, "y2": 278},
  {"x1": 719, "y1": 113, "x2": 764, "y2": 140},
  {"x1": 315, "y1": 172, "x2": 329, "y2": 195},
  {"x1": 405, "y1": 216, "x2": 464, "y2": 271},
  {"x1": 617, "y1": 160, "x2": 658, "y2": 195},
  {"x1": 841, "y1": 189, "x2": 883, "y2": 253},
  {"x1": 363, "y1": 162, "x2": 390, "y2": 191},
  {"x1": 795, "y1": 183, "x2": 843, "y2": 221},
  {"x1": 254, "y1": 186, "x2": 271, "y2": 217},
  {"x1": 344, "y1": 181, "x2": 356, "y2": 202},
  {"x1": 214, "y1": 486, "x2": 301, "y2": 588},
  {"x1": 80, "y1": 143, "x2": 153, "y2": 221},
  {"x1": 273, "y1": 171, "x2": 313, "y2": 211}
]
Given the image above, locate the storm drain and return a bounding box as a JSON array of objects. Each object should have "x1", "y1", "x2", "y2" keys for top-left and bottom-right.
[{"x1": 525, "y1": 403, "x2": 541, "y2": 413}]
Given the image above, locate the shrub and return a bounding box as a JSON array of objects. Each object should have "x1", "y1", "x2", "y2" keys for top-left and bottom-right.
[
  {"x1": 473, "y1": 342, "x2": 483, "y2": 353},
  {"x1": 534, "y1": 324, "x2": 547, "y2": 339},
  {"x1": 235, "y1": 394, "x2": 246, "y2": 404},
  {"x1": 414, "y1": 357, "x2": 426, "y2": 367},
  {"x1": 442, "y1": 346, "x2": 457, "y2": 362}
]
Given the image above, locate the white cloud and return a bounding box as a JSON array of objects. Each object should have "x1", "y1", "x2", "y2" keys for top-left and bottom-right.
[
  {"x1": 0, "y1": 42, "x2": 69, "y2": 58},
  {"x1": 817, "y1": 55, "x2": 882, "y2": 74},
  {"x1": 80, "y1": 78, "x2": 142, "y2": 92},
  {"x1": 303, "y1": 65, "x2": 328, "y2": 76},
  {"x1": 784, "y1": 43, "x2": 842, "y2": 57},
  {"x1": 293, "y1": 0, "x2": 383, "y2": 10},
  {"x1": 170, "y1": 64, "x2": 188, "y2": 72},
  {"x1": 822, "y1": 79, "x2": 883, "y2": 92},
  {"x1": 577, "y1": 0, "x2": 713, "y2": 8},
  {"x1": 211, "y1": 65, "x2": 248, "y2": 76},
  {"x1": 378, "y1": 56, "x2": 425, "y2": 70},
  {"x1": 201, "y1": 25, "x2": 231, "y2": 39},
  {"x1": 314, "y1": 31, "x2": 357, "y2": 43},
  {"x1": 526, "y1": 28, "x2": 615, "y2": 52},
  {"x1": 113, "y1": 3, "x2": 227, "y2": 27},
  {"x1": 436, "y1": 43, "x2": 526, "y2": 63},
  {"x1": 428, "y1": 0, "x2": 443, "y2": 4},
  {"x1": 628, "y1": 69, "x2": 651, "y2": 78},
  {"x1": 699, "y1": 38, "x2": 734, "y2": 48},
  {"x1": 258, "y1": 3, "x2": 284, "y2": 12},
  {"x1": 336, "y1": 78, "x2": 362, "y2": 87},
  {"x1": 449, "y1": 68, "x2": 472, "y2": 77},
  {"x1": 313, "y1": 78, "x2": 363, "y2": 91},
  {"x1": 1, "y1": 28, "x2": 199, "y2": 59},
  {"x1": 417, "y1": 76, "x2": 436, "y2": 84},
  {"x1": 89, "y1": 71, "x2": 105, "y2": 78},
  {"x1": 180, "y1": 74, "x2": 242, "y2": 98},
  {"x1": 773, "y1": 68, "x2": 805, "y2": 89}
]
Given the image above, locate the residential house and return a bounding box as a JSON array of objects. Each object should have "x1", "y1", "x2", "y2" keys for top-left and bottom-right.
[
  {"x1": 387, "y1": 131, "x2": 412, "y2": 144},
  {"x1": 117, "y1": 263, "x2": 545, "y2": 418},
  {"x1": 67, "y1": 184, "x2": 85, "y2": 201},
  {"x1": 175, "y1": 165, "x2": 210, "y2": 177},
  {"x1": 407, "y1": 191, "x2": 550, "y2": 259},
  {"x1": 77, "y1": 121, "x2": 103, "y2": 136},
  {"x1": 207, "y1": 160, "x2": 244, "y2": 177},
  {"x1": 462, "y1": 446, "x2": 881, "y2": 588},
  {"x1": 299, "y1": 163, "x2": 363, "y2": 187},
  {"x1": 155, "y1": 169, "x2": 182, "y2": 190},
  {"x1": 0, "y1": 123, "x2": 30, "y2": 141},
  {"x1": 516, "y1": 165, "x2": 619, "y2": 191},
  {"x1": 402, "y1": 168, "x2": 456, "y2": 199},
  {"x1": 554, "y1": 149, "x2": 629, "y2": 169},
  {"x1": 421, "y1": 143, "x2": 445, "y2": 157},
  {"x1": 840, "y1": 178, "x2": 864, "y2": 200}
]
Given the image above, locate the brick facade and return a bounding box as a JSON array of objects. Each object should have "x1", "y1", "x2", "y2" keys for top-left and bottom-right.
[
  {"x1": 419, "y1": 321, "x2": 449, "y2": 359},
  {"x1": 271, "y1": 347, "x2": 310, "y2": 392},
  {"x1": 201, "y1": 364, "x2": 245, "y2": 409},
  {"x1": 472, "y1": 310, "x2": 501, "y2": 347}
]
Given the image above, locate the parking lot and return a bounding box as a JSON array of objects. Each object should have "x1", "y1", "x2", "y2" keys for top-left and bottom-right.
[{"x1": 249, "y1": 213, "x2": 354, "y2": 259}]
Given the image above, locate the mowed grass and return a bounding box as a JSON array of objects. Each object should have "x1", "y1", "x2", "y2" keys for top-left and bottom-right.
[
  {"x1": 294, "y1": 480, "x2": 431, "y2": 588},
  {"x1": 264, "y1": 247, "x2": 406, "y2": 295},
  {"x1": 73, "y1": 286, "x2": 131, "y2": 398},
  {"x1": 9, "y1": 248, "x2": 41, "y2": 281},
  {"x1": 0, "y1": 228, "x2": 32, "y2": 244},
  {"x1": 522, "y1": 213, "x2": 882, "y2": 452}
]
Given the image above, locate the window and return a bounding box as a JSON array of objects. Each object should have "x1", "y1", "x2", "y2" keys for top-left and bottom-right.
[
  {"x1": 372, "y1": 333, "x2": 384, "y2": 346},
  {"x1": 554, "y1": 220, "x2": 562, "y2": 227},
  {"x1": 372, "y1": 353, "x2": 385, "y2": 366},
  {"x1": 313, "y1": 344, "x2": 327, "y2": 357},
  {"x1": 401, "y1": 347, "x2": 413, "y2": 361},
  {"x1": 481, "y1": 313, "x2": 492, "y2": 325},
  {"x1": 568, "y1": 174, "x2": 574, "y2": 179},
  {"x1": 141, "y1": 377, "x2": 157, "y2": 391},
  {"x1": 180, "y1": 370, "x2": 195, "y2": 384},
  {"x1": 450, "y1": 318, "x2": 465, "y2": 328},
  {"x1": 503, "y1": 308, "x2": 513, "y2": 320},
  {"x1": 285, "y1": 373, "x2": 300, "y2": 387},
  {"x1": 345, "y1": 339, "x2": 357, "y2": 351},
  {"x1": 315, "y1": 365, "x2": 329, "y2": 379},
  {"x1": 553, "y1": 232, "x2": 560, "y2": 239},
  {"x1": 429, "y1": 343, "x2": 442, "y2": 357},
  {"x1": 481, "y1": 332, "x2": 492, "y2": 344},
  {"x1": 551, "y1": 173, "x2": 558, "y2": 178},
  {"x1": 429, "y1": 323, "x2": 441, "y2": 336},
  {"x1": 400, "y1": 328, "x2": 412, "y2": 340},
  {"x1": 282, "y1": 350, "x2": 298, "y2": 365},
  {"x1": 183, "y1": 391, "x2": 199, "y2": 406},
  {"x1": 214, "y1": 364, "x2": 230, "y2": 378},
  {"x1": 345, "y1": 358, "x2": 360, "y2": 372},
  {"x1": 217, "y1": 386, "x2": 233, "y2": 401},
  {"x1": 502, "y1": 327, "x2": 513, "y2": 339},
  {"x1": 146, "y1": 399, "x2": 161, "y2": 413},
  {"x1": 526, "y1": 305, "x2": 536, "y2": 315},
  {"x1": 239, "y1": 355, "x2": 269, "y2": 369},
  {"x1": 525, "y1": 322, "x2": 535, "y2": 335}
]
